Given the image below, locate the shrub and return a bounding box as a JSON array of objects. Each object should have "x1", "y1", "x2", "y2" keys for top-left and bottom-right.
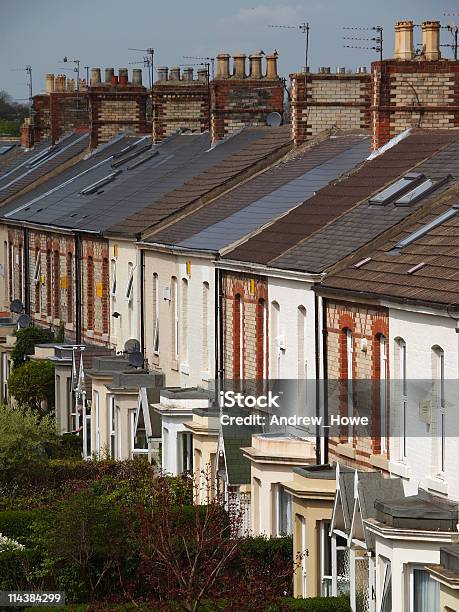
[
  {"x1": 0, "y1": 405, "x2": 57, "y2": 484},
  {"x1": 269, "y1": 595, "x2": 351, "y2": 611},
  {"x1": 0, "y1": 549, "x2": 40, "y2": 591},
  {"x1": 11, "y1": 327, "x2": 54, "y2": 368},
  {"x1": 8, "y1": 360, "x2": 55, "y2": 412},
  {"x1": 0, "y1": 510, "x2": 44, "y2": 546}
]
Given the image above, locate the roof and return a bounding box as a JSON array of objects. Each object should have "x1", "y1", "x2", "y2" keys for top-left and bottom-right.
[
  {"x1": 319, "y1": 189, "x2": 459, "y2": 308},
  {"x1": 0, "y1": 132, "x2": 89, "y2": 206},
  {"x1": 224, "y1": 130, "x2": 459, "y2": 268},
  {"x1": 110, "y1": 125, "x2": 292, "y2": 238},
  {"x1": 0, "y1": 140, "x2": 21, "y2": 169},
  {"x1": 148, "y1": 134, "x2": 370, "y2": 251}
]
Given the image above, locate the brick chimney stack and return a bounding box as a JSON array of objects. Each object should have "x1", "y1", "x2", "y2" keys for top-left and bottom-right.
[
  {"x1": 393, "y1": 21, "x2": 414, "y2": 60},
  {"x1": 210, "y1": 50, "x2": 284, "y2": 143}
]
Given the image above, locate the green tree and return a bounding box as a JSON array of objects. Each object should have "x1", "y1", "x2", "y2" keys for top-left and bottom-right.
[
  {"x1": 0, "y1": 91, "x2": 28, "y2": 136},
  {"x1": 8, "y1": 360, "x2": 55, "y2": 412},
  {"x1": 0, "y1": 404, "x2": 57, "y2": 483},
  {"x1": 11, "y1": 327, "x2": 54, "y2": 368}
]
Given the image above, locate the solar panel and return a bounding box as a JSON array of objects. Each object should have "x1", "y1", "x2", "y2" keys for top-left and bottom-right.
[
  {"x1": 395, "y1": 205, "x2": 459, "y2": 250},
  {"x1": 369, "y1": 173, "x2": 424, "y2": 206},
  {"x1": 394, "y1": 176, "x2": 449, "y2": 206}
]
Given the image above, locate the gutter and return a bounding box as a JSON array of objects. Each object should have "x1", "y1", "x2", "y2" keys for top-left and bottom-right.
[
  {"x1": 135, "y1": 240, "x2": 217, "y2": 259},
  {"x1": 215, "y1": 258, "x2": 323, "y2": 283}
]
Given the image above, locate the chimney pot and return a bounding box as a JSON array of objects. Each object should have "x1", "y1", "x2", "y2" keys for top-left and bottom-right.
[
  {"x1": 422, "y1": 20, "x2": 441, "y2": 60},
  {"x1": 169, "y1": 67, "x2": 181, "y2": 81},
  {"x1": 182, "y1": 67, "x2": 194, "y2": 81},
  {"x1": 249, "y1": 53, "x2": 263, "y2": 79},
  {"x1": 233, "y1": 53, "x2": 247, "y2": 78},
  {"x1": 197, "y1": 68, "x2": 208, "y2": 82},
  {"x1": 265, "y1": 52, "x2": 279, "y2": 79},
  {"x1": 118, "y1": 68, "x2": 129, "y2": 86},
  {"x1": 216, "y1": 53, "x2": 230, "y2": 79},
  {"x1": 132, "y1": 68, "x2": 143, "y2": 85},
  {"x1": 55, "y1": 74, "x2": 67, "y2": 92},
  {"x1": 157, "y1": 66, "x2": 169, "y2": 81},
  {"x1": 67, "y1": 78, "x2": 75, "y2": 93},
  {"x1": 394, "y1": 20, "x2": 414, "y2": 60},
  {"x1": 90, "y1": 68, "x2": 101, "y2": 86},
  {"x1": 111, "y1": 75, "x2": 119, "y2": 86},
  {"x1": 45, "y1": 73, "x2": 55, "y2": 93},
  {"x1": 105, "y1": 68, "x2": 115, "y2": 83}
]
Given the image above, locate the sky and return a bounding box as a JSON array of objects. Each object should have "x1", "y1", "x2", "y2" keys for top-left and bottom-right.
[{"x1": 1, "y1": 0, "x2": 458, "y2": 101}]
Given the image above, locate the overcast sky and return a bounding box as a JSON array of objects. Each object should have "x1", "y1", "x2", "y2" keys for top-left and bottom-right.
[{"x1": 1, "y1": 0, "x2": 458, "y2": 100}]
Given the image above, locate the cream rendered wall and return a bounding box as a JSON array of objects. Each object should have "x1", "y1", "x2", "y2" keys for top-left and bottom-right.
[
  {"x1": 109, "y1": 240, "x2": 140, "y2": 353},
  {"x1": 251, "y1": 462, "x2": 297, "y2": 536},
  {"x1": 143, "y1": 249, "x2": 214, "y2": 389},
  {"x1": 90, "y1": 377, "x2": 111, "y2": 458},
  {"x1": 388, "y1": 305, "x2": 459, "y2": 501},
  {"x1": 267, "y1": 277, "x2": 318, "y2": 381}
]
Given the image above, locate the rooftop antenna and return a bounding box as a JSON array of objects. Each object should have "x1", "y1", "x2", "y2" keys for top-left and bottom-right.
[
  {"x1": 183, "y1": 56, "x2": 215, "y2": 79},
  {"x1": 268, "y1": 21, "x2": 310, "y2": 73},
  {"x1": 442, "y1": 14, "x2": 459, "y2": 60},
  {"x1": 128, "y1": 48, "x2": 154, "y2": 90},
  {"x1": 60, "y1": 57, "x2": 81, "y2": 92},
  {"x1": 343, "y1": 25, "x2": 383, "y2": 63}
]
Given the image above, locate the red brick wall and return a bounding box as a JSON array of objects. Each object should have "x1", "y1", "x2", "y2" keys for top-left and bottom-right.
[
  {"x1": 222, "y1": 271, "x2": 268, "y2": 381},
  {"x1": 326, "y1": 299, "x2": 389, "y2": 471},
  {"x1": 211, "y1": 79, "x2": 283, "y2": 142},
  {"x1": 290, "y1": 72, "x2": 371, "y2": 146},
  {"x1": 32, "y1": 93, "x2": 89, "y2": 144},
  {"x1": 371, "y1": 59, "x2": 459, "y2": 149}
]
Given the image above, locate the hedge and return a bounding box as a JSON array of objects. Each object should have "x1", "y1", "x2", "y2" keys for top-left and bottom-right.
[
  {"x1": 0, "y1": 509, "x2": 45, "y2": 546},
  {"x1": 0, "y1": 548, "x2": 40, "y2": 591},
  {"x1": 275, "y1": 595, "x2": 351, "y2": 611}
]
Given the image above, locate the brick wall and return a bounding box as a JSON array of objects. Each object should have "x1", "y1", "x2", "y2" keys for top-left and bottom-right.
[
  {"x1": 153, "y1": 71, "x2": 210, "y2": 142},
  {"x1": 88, "y1": 84, "x2": 148, "y2": 149},
  {"x1": 6, "y1": 227, "x2": 110, "y2": 345},
  {"x1": 221, "y1": 271, "x2": 267, "y2": 381},
  {"x1": 326, "y1": 298, "x2": 389, "y2": 471},
  {"x1": 371, "y1": 59, "x2": 459, "y2": 149},
  {"x1": 32, "y1": 93, "x2": 89, "y2": 144},
  {"x1": 290, "y1": 72, "x2": 371, "y2": 145}
]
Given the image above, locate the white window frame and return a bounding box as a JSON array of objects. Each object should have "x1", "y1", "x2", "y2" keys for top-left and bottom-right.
[
  {"x1": 94, "y1": 390, "x2": 100, "y2": 457},
  {"x1": 82, "y1": 396, "x2": 91, "y2": 460},
  {"x1": 276, "y1": 484, "x2": 292, "y2": 536},
  {"x1": 300, "y1": 515, "x2": 307, "y2": 596},
  {"x1": 108, "y1": 395, "x2": 117, "y2": 459},
  {"x1": 130, "y1": 410, "x2": 149, "y2": 457},
  {"x1": 380, "y1": 334, "x2": 387, "y2": 454},
  {"x1": 238, "y1": 294, "x2": 243, "y2": 378},
  {"x1": 407, "y1": 565, "x2": 439, "y2": 612},
  {"x1": 33, "y1": 251, "x2": 41, "y2": 283},
  {"x1": 202, "y1": 281, "x2": 210, "y2": 373},
  {"x1": 398, "y1": 339, "x2": 407, "y2": 462},
  {"x1": 2, "y1": 353, "x2": 9, "y2": 401},
  {"x1": 172, "y1": 277, "x2": 179, "y2": 360},
  {"x1": 110, "y1": 260, "x2": 117, "y2": 297},
  {"x1": 125, "y1": 263, "x2": 134, "y2": 302},
  {"x1": 346, "y1": 329, "x2": 354, "y2": 442},
  {"x1": 153, "y1": 273, "x2": 159, "y2": 355},
  {"x1": 180, "y1": 277, "x2": 189, "y2": 366},
  {"x1": 320, "y1": 521, "x2": 332, "y2": 597}
]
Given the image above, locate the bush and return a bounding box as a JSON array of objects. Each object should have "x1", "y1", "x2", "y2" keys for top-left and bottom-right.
[
  {"x1": 0, "y1": 405, "x2": 57, "y2": 484},
  {"x1": 0, "y1": 509, "x2": 44, "y2": 546},
  {"x1": 43, "y1": 433, "x2": 82, "y2": 459},
  {"x1": 8, "y1": 360, "x2": 55, "y2": 412},
  {"x1": 11, "y1": 326, "x2": 55, "y2": 368},
  {"x1": 271, "y1": 595, "x2": 351, "y2": 611},
  {"x1": 0, "y1": 548, "x2": 40, "y2": 591}
]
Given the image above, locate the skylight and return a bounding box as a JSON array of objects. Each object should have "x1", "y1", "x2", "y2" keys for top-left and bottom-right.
[
  {"x1": 0, "y1": 145, "x2": 14, "y2": 155},
  {"x1": 394, "y1": 205, "x2": 459, "y2": 250},
  {"x1": 127, "y1": 149, "x2": 159, "y2": 170},
  {"x1": 111, "y1": 143, "x2": 152, "y2": 169},
  {"x1": 80, "y1": 170, "x2": 121, "y2": 195},
  {"x1": 369, "y1": 173, "x2": 424, "y2": 206},
  {"x1": 394, "y1": 176, "x2": 449, "y2": 207},
  {"x1": 354, "y1": 257, "x2": 371, "y2": 269},
  {"x1": 26, "y1": 146, "x2": 56, "y2": 168}
]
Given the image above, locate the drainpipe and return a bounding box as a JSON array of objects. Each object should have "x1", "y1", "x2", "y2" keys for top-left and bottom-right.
[
  {"x1": 23, "y1": 227, "x2": 30, "y2": 315},
  {"x1": 139, "y1": 245, "x2": 145, "y2": 355},
  {"x1": 75, "y1": 233, "x2": 82, "y2": 344},
  {"x1": 322, "y1": 295, "x2": 329, "y2": 465}
]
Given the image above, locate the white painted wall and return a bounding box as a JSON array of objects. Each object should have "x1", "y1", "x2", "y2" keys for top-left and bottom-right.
[{"x1": 388, "y1": 305, "x2": 459, "y2": 501}]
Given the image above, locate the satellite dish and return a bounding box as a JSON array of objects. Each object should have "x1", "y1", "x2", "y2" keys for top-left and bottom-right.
[
  {"x1": 17, "y1": 314, "x2": 32, "y2": 329},
  {"x1": 124, "y1": 338, "x2": 140, "y2": 354},
  {"x1": 266, "y1": 111, "x2": 282, "y2": 127},
  {"x1": 447, "y1": 303, "x2": 459, "y2": 321},
  {"x1": 10, "y1": 299, "x2": 24, "y2": 314},
  {"x1": 128, "y1": 351, "x2": 144, "y2": 368}
]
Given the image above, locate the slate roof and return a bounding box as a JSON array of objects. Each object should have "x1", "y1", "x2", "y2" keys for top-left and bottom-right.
[
  {"x1": 224, "y1": 130, "x2": 459, "y2": 268},
  {"x1": 0, "y1": 132, "x2": 89, "y2": 206},
  {"x1": 0, "y1": 140, "x2": 21, "y2": 169},
  {"x1": 148, "y1": 134, "x2": 370, "y2": 250},
  {"x1": 318, "y1": 188, "x2": 459, "y2": 308}
]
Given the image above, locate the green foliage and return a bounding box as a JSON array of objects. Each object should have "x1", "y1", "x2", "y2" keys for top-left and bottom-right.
[
  {"x1": 268, "y1": 595, "x2": 351, "y2": 611},
  {"x1": 238, "y1": 534, "x2": 292, "y2": 558},
  {"x1": 43, "y1": 433, "x2": 82, "y2": 460},
  {"x1": 11, "y1": 326, "x2": 55, "y2": 368},
  {"x1": 0, "y1": 549, "x2": 40, "y2": 591},
  {"x1": 0, "y1": 119, "x2": 21, "y2": 136},
  {"x1": 0, "y1": 509, "x2": 44, "y2": 546},
  {"x1": 8, "y1": 360, "x2": 55, "y2": 412},
  {"x1": 0, "y1": 405, "x2": 57, "y2": 483}
]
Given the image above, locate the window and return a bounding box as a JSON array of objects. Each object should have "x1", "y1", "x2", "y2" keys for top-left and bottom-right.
[
  {"x1": 110, "y1": 259, "x2": 117, "y2": 297},
  {"x1": 380, "y1": 559, "x2": 392, "y2": 612},
  {"x1": 202, "y1": 281, "x2": 210, "y2": 372},
  {"x1": 234, "y1": 294, "x2": 243, "y2": 379},
  {"x1": 394, "y1": 176, "x2": 448, "y2": 206},
  {"x1": 379, "y1": 334, "x2": 387, "y2": 454},
  {"x1": 8, "y1": 243, "x2": 13, "y2": 301},
  {"x1": 83, "y1": 400, "x2": 91, "y2": 459},
  {"x1": 125, "y1": 263, "x2": 134, "y2": 302},
  {"x1": 46, "y1": 249, "x2": 52, "y2": 316},
  {"x1": 345, "y1": 329, "x2": 354, "y2": 441},
  {"x1": 181, "y1": 278, "x2": 188, "y2": 364},
  {"x1": 369, "y1": 173, "x2": 423, "y2": 205},
  {"x1": 68, "y1": 378, "x2": 78, "y2": 432},
  {"x1": 67, "y1": 253, "x2": 73, "y2": 324},
  {"x1": 297, "y1": 306, "x2": 307, "y2": 379},
  {"x1": 432, "y1": 346, "x2": 446, "y2": 474},
  {"x1": 102, "y1": 258, "x2": 109, "y2": 335},
  {"x1": 276, "y1": 485, "x2": 292, "y2": 536},
  {"x1": 87, "y1": 256, "x2": 94, "y2": 330},
  {"x1": 271, "y1": 301, "x2": 281, "y2": 379},
  {"x1": 94, "y1": 390, "x2": 100, "y2": 457},
  {"x1": 396, "y1": 338, "x2": 407, "y2": 461},
  {"x1": 320, "y1": 521, "x2": 332, "y2": 596},
  {"x1": 153, "y1": 273, "x2": 159, "y2": 355},
  {"x1": 131, "y1": 410, "x2": 148, "y2": 457},
  {"x1": 181, "y1": 432, "x2": 193, "y2": 473},
  {"x1": 2, "y1": 353, "x2": 9, "y2": 401},
  {"x1": 256, "y1": 298, "x2": 267, "y2": 380},
  {"x1": 409, "y1": 567, "x2": 439, "y2": 612},
  {"x1": 33, "y1": 250, "x2": 41, "y2": 283},
  {"x1": 108, "y1": 395, "x2": 117, "y2": 459},
  {"x1": 395, "y1": 205, "x2": 459, "y2": 250},
  {"x1": 299, "y1": 516, "x2": 307, "y2": 596},
  {"x1": 53, "y1": 250, "x2": 60, "y2": 319},
  {"x1": 171, "y1": 277, "x2": 178, "y2": 360}
]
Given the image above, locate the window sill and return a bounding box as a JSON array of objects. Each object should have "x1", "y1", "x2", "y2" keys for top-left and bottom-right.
[
  {"x1": 180, "y1": 363, "x2": 190, "y2": 375},
  {"x1": 389, "y1": 461, "x2": 411, "y2": 479},
  {"x1": 201, "y1": 371, "x2": 210, "y2": 382},
  {"x1": 424, "y1": 476, "x2": 448, "y2": 495},
  {"x1": 336, "y1": 443, "x2": 356, "y2": 460},
  {"x1": 369, "y1": 454, "x2": 389, "y2": 471}
]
